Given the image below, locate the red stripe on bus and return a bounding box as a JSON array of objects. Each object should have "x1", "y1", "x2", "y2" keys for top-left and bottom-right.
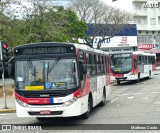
[{"x1": 15, "y1": 93, "x2": 50, "y2": 104}]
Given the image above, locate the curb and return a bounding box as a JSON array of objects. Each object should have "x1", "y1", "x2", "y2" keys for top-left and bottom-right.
[{"x1": 0, "y1": 109, "x2": 16, "y2": 113}]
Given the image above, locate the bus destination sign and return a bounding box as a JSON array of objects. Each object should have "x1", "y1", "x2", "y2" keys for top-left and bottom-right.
[
  {"x1": 15, "y1": 46, "x2": 75, "y2": 55},
  {"x1": 112, "y1": 53, "x2": 132, "y2": 58}
]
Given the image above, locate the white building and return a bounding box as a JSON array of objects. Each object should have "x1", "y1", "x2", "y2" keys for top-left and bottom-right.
[{"x1": 132, "y1": 0, "x2": 160, "y2": 51}]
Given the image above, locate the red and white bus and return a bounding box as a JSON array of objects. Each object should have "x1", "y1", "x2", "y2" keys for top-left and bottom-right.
[
  {"x1": 110, "y1": 51, "x2": 156, "y2": 84},
  {"x1": 8, "y1": 42, "x2": 110, "y2": 120}
]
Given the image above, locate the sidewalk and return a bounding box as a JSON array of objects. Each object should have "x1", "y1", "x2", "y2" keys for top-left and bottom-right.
[
  {"x1": 0, "y1": 84, "x2": 16, "y2": 113},
  {"x1": 0, "y1": 98, "x2": 16, "y2": 113}
]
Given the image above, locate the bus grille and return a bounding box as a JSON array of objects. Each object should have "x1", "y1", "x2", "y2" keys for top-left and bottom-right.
[
  {"x1": 28, "y1": 111, "x2": 63, "y2": 116},
  {"x1": 23, "y1": 93, "x2": 68, "y2": 98},
  {"x1": 115, "y1": 77, "x2": 127, "y2": 80}
]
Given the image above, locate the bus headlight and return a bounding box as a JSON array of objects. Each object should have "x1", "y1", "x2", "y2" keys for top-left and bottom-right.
[
  {"x1": 128, "y1": 72, "x2": 132, "y2": 75},
  {"x1": 63, "y1": 97, "x2": 78, "y2": 106},
  {"x1": 16, "y1": 98, "x2": 29, "y2": 107}
]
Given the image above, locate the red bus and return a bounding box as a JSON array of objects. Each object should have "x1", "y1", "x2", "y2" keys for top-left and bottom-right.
[
  {"x1": 110, "y1": 51, "x2": 156, "y2": 84},
  {"x1": 8, "y1": 42, "x2": 110, "y2": 120}
]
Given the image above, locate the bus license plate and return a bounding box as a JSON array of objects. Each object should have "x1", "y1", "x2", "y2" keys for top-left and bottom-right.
[{"x1": 40, "y1": 110, "x2": 51, "y2": 115}]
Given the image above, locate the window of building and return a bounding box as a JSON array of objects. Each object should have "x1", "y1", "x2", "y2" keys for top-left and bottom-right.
[
  {"x1": 134, "y1": 17, "x2": 147, "y2": 25},
  {"x1": 150, "y1": 18, "x2": 156, "y2": 25},
  {"x1": 137, "y1": 36, "x2": 145, "y2": 43},
  {"x1": 133, "y1": 3, "x2": 141, "y2": 10},
  {"x1": 158, "y1": 17, "x2": 160, "y2": 25},
  {"x1": 145, "y1": 35, "x2": 153, "y2": 43},
  {"x1": 137, "y1": 35, "x2": 153, "y2": 44}
]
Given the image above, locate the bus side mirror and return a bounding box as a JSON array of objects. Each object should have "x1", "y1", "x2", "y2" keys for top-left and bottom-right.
[
  {"x1": 8, "y1": 57, "x2": 15, "y2": 79},
  {"x1": 83, "y1": 64, "x2": 87, "y2": 74},
  {"x1": 79, "y1": 61, "x2": 87, "y2": 74}
]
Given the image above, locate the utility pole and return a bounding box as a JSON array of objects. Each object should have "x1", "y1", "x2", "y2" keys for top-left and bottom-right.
[{"x1": 0, "y1": 41, "x2": 8, "y2": 109}]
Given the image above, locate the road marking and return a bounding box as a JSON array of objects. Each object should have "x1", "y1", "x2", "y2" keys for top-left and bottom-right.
[
  {"x1": 154, "y1": 102, "x2": 160, "y2": 104},
  {"x1": 0, "y1": 113, "x2": 16, "y2": 116},
  {"x1": 118, "y1": 93, "x2": 143, "y2": 97},
  {"x1": 151, "y1": 92, "x2": 160, "y2": 94},
  {"x1": 118, "y1": 91, "x2": 160, "y2": 97},
  {"x1": 111, "y1": 98, "x2": 118, "y2": 103},
  {"x1": 127, "y1": 96, "x2": 134, "y2": 99}
]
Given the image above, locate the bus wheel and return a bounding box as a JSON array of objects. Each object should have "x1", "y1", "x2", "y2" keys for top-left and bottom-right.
[
  {"x1": 117, "y1": 81, "x2": 120, "y2": 85},
  {"x1": 148, "y1": 71, "x2": 151, "y2": 79},
  {"x1": 137, "y1": 73, "x2": 140, "y2": 82},
  {"x1": 81, "y1": 95, "x2": 92, "y2": 119},
  {"x1": 99, "y1": 88, "x2": 106, "y2": 106}
]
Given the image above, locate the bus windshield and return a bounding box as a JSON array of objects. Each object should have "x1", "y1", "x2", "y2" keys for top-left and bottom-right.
[
  {"x1": 111, "y1": 54, "x2": 132, "y2": 74},
  {"x1": 15, "y1": 58, "x2": 79, "y2": 91}
]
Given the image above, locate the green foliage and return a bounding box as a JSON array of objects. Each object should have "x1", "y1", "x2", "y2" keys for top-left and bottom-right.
[{"x1": 0, "y1": 4, "x2": 88, "y2": 47}]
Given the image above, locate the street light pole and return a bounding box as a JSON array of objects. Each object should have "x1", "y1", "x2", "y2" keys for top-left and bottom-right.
[{"x1": 0, "y1": 41, "x2": 8, "y2": 109}]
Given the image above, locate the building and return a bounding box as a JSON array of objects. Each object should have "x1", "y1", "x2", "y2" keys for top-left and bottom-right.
[
  {"x1": 132, "y1": 0, "x2": 160, "y2": 65},
  {"x1": 86, "y1": 24, "x2": 137, "y2": 53}
]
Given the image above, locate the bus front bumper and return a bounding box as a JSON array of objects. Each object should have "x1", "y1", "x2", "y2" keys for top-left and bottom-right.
[
  {"x1": 111, "y1": 75, "x2": 136, "y2": 81},
  {"x1": 16, "y1": 98, "x2": 83, "y2": 117}
]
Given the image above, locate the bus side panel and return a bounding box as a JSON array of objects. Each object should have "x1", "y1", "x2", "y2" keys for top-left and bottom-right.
[
  {"x1": 106, "y1": 73, "x2": 111, "y2": 98},
  {"x1": 97, "y1": 75, "x2": 105, "y2": 104},
  {"x1": 89, "y1": 77, "x2": 97, "y2": 107},
  {"x1": 81, "y1": 74, "x2": 91, "y2": 115},
  {"x1": 152, "y1": 63, "x2": 156, "y2": 72}
]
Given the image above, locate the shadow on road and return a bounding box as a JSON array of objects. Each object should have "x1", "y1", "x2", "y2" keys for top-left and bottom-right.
[{"x1": 112, "y1": 77, "x2": 152, "y2": 86}]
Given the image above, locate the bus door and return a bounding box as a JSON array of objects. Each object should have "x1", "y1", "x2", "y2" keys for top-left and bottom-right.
[
  {"x1": 133, "y1": 55, "x2": 138, "y2": 74},
  {"x1": 138, "y1": 56, "x2": 144, "y2": 73},
  {"x1": 86, "y1": 53, "x2": 97, "y2": 106},
  {"x1": 78, "y1": 50, "x2": 86, "y2": 90}
]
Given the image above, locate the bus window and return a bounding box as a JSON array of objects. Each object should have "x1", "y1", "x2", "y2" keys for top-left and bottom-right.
[
  {"x1": 101, "y1": 56, "x2": 104, "y2": 74},
  {"x1": 86, "y1": 53, "x2": 89, "y2": 64},
  {"x1": 78, "y1": 51, "x2": 84, "y2": 61},
  {"x1": 134, "y1": 58, "x2": 137, "y2": 69},
  {"x1": 86, "y1": 53, "x2": 91, "y2": 76},
  {"x1": 92, "y1": 54, "x2": 97, "y2": 75},
  {"x1": 138, "y1": 56, "x2": 141, "y2": 65},
  {"x1": 89, "y1": 54, "x2": 92, "y2": 76},
  {"x1": 97, "y1": 55, "x2": 101, "y2": 74},
  {"x1": 105, "y1": 57, "x2": 109, "y2": 74}
]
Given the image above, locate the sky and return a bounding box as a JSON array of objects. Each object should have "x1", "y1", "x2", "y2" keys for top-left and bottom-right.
[
  {"x1": 102, "y1": 0, "x2": 133, "y2": 12},
  {"x1": 8, "y1": 0, "x2": 134, "y2": 19}
]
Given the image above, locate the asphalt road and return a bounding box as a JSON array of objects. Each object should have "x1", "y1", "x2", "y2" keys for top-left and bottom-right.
[{"x1": 1, "y1": 75, "x2": 160, "y2": 132}]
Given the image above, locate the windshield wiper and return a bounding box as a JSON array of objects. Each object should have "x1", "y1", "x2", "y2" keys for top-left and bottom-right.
[
  {"x1": 47, "y1": 57, "x2": 61, "y2": 73},
  {"x1": 27, "y1": 58, "x2": 37, "y2": 84}
]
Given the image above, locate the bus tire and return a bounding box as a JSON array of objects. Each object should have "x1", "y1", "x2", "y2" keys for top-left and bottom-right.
[
  {"x1": 136, "y1": 73, "x2": 140, "y2": 82},
  {"x1": 148, "y1": 71, "x2": 151, "y2": 79},
  {"x1": 117, "y1": 81, "x2": 120, "y2": 85},
  {"x1": 99, "y1": 88, "x2": 106, "y2": 106},
  {"x1": 81, "y1": 94, "x2": 92, "y2": 119}
]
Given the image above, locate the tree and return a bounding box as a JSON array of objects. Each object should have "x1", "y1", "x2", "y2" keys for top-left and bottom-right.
[
  {"x1": 0, "y1": 0, "x2": 88, "y2": 47},
  {"x1": 69, "y1": 0, "x2": 133, "y2": 48}
]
